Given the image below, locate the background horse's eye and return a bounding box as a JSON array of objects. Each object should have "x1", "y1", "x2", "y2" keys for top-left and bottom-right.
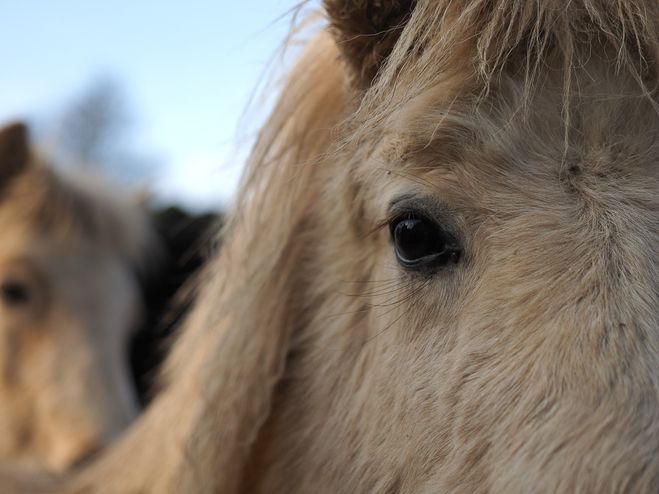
[
  {"x1": 390, "y1": 214, "x2": 460, "y2": 268},
  {"x1": 1, "y1": 281, "x2": 31, "y2": 306}
]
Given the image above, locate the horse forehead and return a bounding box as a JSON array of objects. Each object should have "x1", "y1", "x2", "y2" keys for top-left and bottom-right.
[{"x1": 373, "y1": 77, "x2": 659, "y2": 191}]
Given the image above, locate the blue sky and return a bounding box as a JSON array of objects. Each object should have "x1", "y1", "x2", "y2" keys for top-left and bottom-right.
[{"x1": 1, "y1": 0, "x2": 311, "y2": 211}]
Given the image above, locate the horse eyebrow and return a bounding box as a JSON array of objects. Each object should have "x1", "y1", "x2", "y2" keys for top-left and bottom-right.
[{"x1": 376, "y1": 116, "x2": 481, "y2": 175}]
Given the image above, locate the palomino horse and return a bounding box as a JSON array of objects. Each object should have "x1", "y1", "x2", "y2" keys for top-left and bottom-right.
[
  {"x1": 0, "y1": 123, "x2": 158, "y2": 473},
  {"x1": 8, "y1": 0, "x2": 659, "y2": 492}
]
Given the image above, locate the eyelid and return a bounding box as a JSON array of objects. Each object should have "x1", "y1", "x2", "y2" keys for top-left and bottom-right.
[{"x1": 387, "y1": 194, "x2": 424, "y2": 216}]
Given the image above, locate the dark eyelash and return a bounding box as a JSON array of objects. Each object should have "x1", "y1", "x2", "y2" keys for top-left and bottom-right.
[{"x1": 364, "y1": 211, "x2": 416, "y2": 238}]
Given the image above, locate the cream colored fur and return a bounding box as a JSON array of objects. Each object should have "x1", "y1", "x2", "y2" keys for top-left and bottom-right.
[
  {"x1": 6, "y1": 0, "x2": 659, "y2": 492},
  {"x1": 0, "y1": 124, "x2": 157, "y2": 473}
]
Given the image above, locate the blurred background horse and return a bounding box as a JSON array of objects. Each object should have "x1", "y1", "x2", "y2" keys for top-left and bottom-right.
[{"x1": 0, "y1": 123, "x2": 159, "y2": 472}]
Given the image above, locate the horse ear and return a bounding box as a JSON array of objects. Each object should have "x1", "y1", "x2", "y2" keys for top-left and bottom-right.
[
  {"x1": 0, "y1": 123, "x2": 30, "y2": 189},
  {"x1": 324, "y1": 0, "x2": 416, "y2": 88}
]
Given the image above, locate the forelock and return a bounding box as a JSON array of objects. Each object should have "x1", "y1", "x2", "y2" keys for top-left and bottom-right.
[
  {"x1": 2, "y1": 163, "x2": 157, "y2": 274},
  {"x1": 351, "y1": 0, "x2": 659, "y2": 140}
]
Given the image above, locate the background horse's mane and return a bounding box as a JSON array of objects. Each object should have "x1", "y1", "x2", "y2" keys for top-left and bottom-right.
[{"x1": 1, "y1": 161, "x2": 155, "y2": 272}]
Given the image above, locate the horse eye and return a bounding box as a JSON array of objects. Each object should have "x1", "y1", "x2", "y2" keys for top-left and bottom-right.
[
  {"x1": 0, "y1": 281, "x2": 31, "y2": 305},
  {"x1": 390, "y1": 214, "x2": 460, "y2": 268}
]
